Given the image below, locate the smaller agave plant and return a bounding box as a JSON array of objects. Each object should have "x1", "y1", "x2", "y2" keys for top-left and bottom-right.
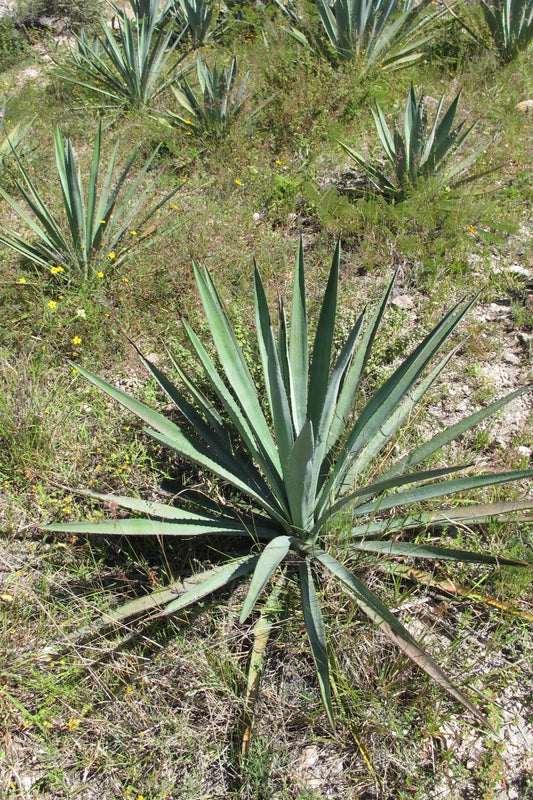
[
  {"x1": 480, "y1": 0, "x2": 533, "y2": 62},
  {"x1": 45, "y1": 241, "x2": 532, "y2": 727},
  {"x1": 339, "y1": 85, "x2": 484, "y2": 200},
  {"x1": 0, "y1": 97, "x2": 33, "y2": 167},
  {"x1": 167, "y1": 56, "x2": 248, "y2": 137}
]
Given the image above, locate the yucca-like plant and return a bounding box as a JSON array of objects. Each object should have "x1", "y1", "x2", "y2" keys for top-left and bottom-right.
[
  {"x1": 292, "y1": 0, "x2": 439, "y2": 68},
  {"x1": 61, "y1": 3, "x2": 188, "y2": 107},
  {"x1": 480, "y1": 0, "x2": 533, "y2": 61},
  {"x1": 163, "y1": 0, "x2": 214, "y2": 48},
  {"x1": 0, "y1": 121, "x2": 180, "y2": 279},
  {"x1": 0, "y1": 98, "x2": 33, "y2": 166},
  {"x1": 339, "y1": 85, "x2": 483, "y2": 201},
  {"x1": 45, "y1": 241, "x2": 533, "y2": 726},
  {"x1": 167, "y1": 56, "x2": 248, "y2": 136}
]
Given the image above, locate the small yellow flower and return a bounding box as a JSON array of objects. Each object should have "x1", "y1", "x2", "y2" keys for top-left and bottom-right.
[
  {"x1": 185, "y1": 119, "x2": 193, "y2": 125},
  {"x1": 67, "y1": 717, "x2": 81, "y2": 731},
  {"x1": 466, "y1": 225, "x2": 476, "y2": 233},
  {"x1": 97, "y1": 271, "x2": 104, "y2": 278},
  {"x1": 130, "y1": 230, "x2": 137, "y2": 236},
  {"x1": 108, "y1": 252, "x2": 116, "y2": 260},
  {"x1": 123, "y1": 277, "x2": 129, "y2": 283},
  {"x1": 47, "y1": 300, "x2": 57, "y2": 309},
  {"x1": 171, "y1": 204, "x2": 179, "y2": 210},
  {"x1": 18, "y1": 277, "x2": 27, "y2": 284},
  {"x1": 99, "y1": 219, "x2": 106, "y2": 224},
  {"x1": 126, "y1": 685, "x2": 132, "y2": 693},
  {"x1": 72, "y1": 335, "x2": 82, "y2": 346},
  {"x1": 235, "y1": 179, "x2": 243, "y2": 185},
  {"x1": 275, "y1": 159, "x2": 283, "y2": 165},
  {"x1": 50, "y1": 266, "x2": 64, "y2": 274}
]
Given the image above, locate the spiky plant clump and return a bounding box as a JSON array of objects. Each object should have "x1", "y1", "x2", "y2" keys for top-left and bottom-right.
[{"x1": 45, "y1": 241, "x2": 533, "y2": 726}]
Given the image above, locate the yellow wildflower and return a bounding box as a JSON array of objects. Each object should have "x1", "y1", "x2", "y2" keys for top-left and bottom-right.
[
  {"x1": 130, "y1": 230, "x2": 137, "y2": 236},
  {"x1": 47, "y1": 300, "x2": 57, "y2": 309},
  {"x1": 235, "y1": 179, "x2": 243, "y2": 185},
  {"x1": 18, "y1": 277, "x2": 27, "y2": 284},
  {"x1": 72, "y1": 335, "x2": 82, "y2": 346},
  {"x1": 108, "y1": 252, "x2": 116, "y2": 260},
  {"x1": 97, "y1": 271, "x2": 104, "y2": 278},
  {"x1": 50, "y1": 266, "x2": 64, "y2": 274}
]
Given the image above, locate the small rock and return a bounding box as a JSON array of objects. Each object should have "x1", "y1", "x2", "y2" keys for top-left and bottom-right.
[
  {"x1": 516, "y1": 446, "x2": 532, "y2": 459},
  {"x1": 502, "y1": 351, "x2": 521, "y2": 365},
  {"x1": 391, "y1": 294, "x2": 414, "y2": 309}
]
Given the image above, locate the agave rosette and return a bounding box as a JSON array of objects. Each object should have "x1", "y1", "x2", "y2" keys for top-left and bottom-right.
[{"x1": 46, "y1": 241, "x2": 533, "y2": 725}]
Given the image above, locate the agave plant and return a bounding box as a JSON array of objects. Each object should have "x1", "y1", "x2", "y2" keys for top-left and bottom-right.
[
  {"x1": 480, "y1": 0, "x2": 533, "y2": 61},
  {"x1": 0, "y1": 121, "x2": 180, "y2": 279},
  {"x1": 0, "y1": 97, "x2": 33, "y2": 167},
  {"x1": 121, "y1": 0, "x2": 168, "y2": 24},
  {"x1": 339, "y1": 85, "x2": 483, "y2": 200},
  {"x1": 61, "y1": 2, "x2": 188, "y2": 107},
  {"x1": 292, "y1": 0, "x2": 440, "y2": 68},
  {"x1": 163, "y1": 0, "x2": 214, "y2": 48},
  {"x1": 45, "y1": 241, "x2": 533, "y2": 726},
  {"x1": 167, "y1": 56, "x2": 248, "y2": 136}
]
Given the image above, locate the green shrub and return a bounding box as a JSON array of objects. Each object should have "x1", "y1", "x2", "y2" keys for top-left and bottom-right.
[
  {"x1": 15, "y1": 0, "x2": 104, "y2": 29},
  {"x1": 0, "y1": 17, "x2": 30, "y2": 70}
]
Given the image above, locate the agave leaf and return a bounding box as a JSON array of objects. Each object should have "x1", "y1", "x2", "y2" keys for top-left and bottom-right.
[
  {"x1": 372, "y1": 103, "x2": 396, "y2": 164},
  {"x1": 163, "y1": 554, "x2": 259, "y2": 616},
  {"x1": 351, "y1": 469, "x2": 533, "y2": 517},
  {"x1": 286, "y1": 420, "x2": 316, "y2": 534},
  {"x1": 349, "y1": 499, "x2": 533, "y2": 539},
  {"x1": 351, "y1": 539, "x2": 529, "y2": 566},
  {"x1": 90, "y1": 555, "x2": 259, "y2": 629},
  {"x1": 307, "y1": 240, "x2": 340, "y2": 429},
  {"x1": 181, "y1": 320, "x2": 289, "y2": 510},
  {"x1": 326, "y1": 272, "x2": 396, "y2": 453},
  {"x1": 44, "y1": 516, "x2": 271, "y2": 538},
  {"x1": 312, "y1": 465, "x2": 470, "y2": 536},
  {"x1": 288, "y1": 238, "x2": 308, "y2": 434},
  {"x1": 148, "y1": 428, "x2": 289, "y2": 528},
  {"x1": 254, "y1": 265, "x2": 294, "y2": 467},
  {"x1": 136, "y1": 348, "x2": 235, "y2": 461},
  {"x1": 240, "y1": 535, "x2": 294, "y2": 622},
  {"x1": 312, "y1": 547, "x2": 489, "y2": 726},
  {"x1": 299, "y1": 558, "x2": 335, "y2": 727},
  {"x1": 193, "y1": 262, "x2": 281, "y2": 472},
  {"x1": 348, "y1": 348, "x2": 458, "y2": 482},
  {"x1": 381, "y1": 385, "x2": 532, "y2": 481},
  {"x1": 320, "y1": 297, "x2": 476, "y2": 506}
]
